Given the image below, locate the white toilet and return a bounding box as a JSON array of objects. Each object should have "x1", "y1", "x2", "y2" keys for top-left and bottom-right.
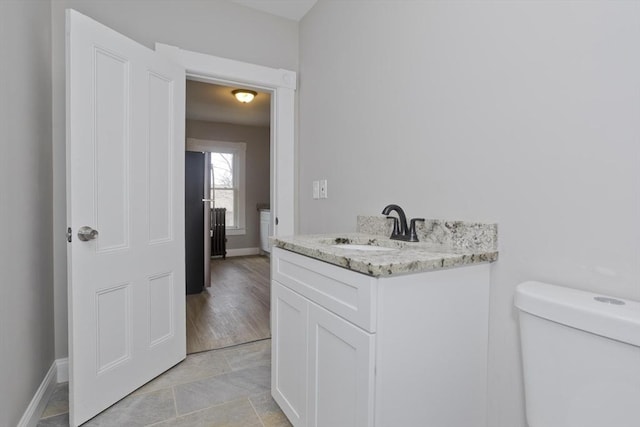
[{"x1": 515, "y1": 281, "x2": 640, "y2": 427}]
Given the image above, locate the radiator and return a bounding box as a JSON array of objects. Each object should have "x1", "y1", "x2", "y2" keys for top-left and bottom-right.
[{"x1": 211, "y1": 207, "x2": 227, "y2": 258}]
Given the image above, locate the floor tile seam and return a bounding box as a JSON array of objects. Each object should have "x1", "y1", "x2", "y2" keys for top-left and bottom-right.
[
  {"x1": 172, "y1": 395, "x2": 253, "y2": 420},
  {"x1": 217, "y1": 337, "x2": 272, "y2": 355},
  {"x1": 144, "y1": 415, "x2": 173, "y2": 427},
  {"x1": 171, "y1": 385, "x2": 179, "y2": 420},
  {"x1": 226, "y1": 342, "x2": 268, "y2": 353},
  {"x1": 142, "y1": 387, "x2": 179, "y2": 427},
  {"x1": 39, "y1": 391, "x2": 70, "y2": 420},
  {"x1": 39, "y1": 409, "x2": 70, "y2": 421},
  {"x1": 170, "y1": 376, "x2": 267, "y2": 417},
  {"x1": 247, "y1": 390, "x2": 272, "y2": 401},
  {"x1": 133, "y1": 365, "x2": 235, "y2": 396},
  {"x1": 247, "y1": 395, "x2": 267, "y2": 427}
]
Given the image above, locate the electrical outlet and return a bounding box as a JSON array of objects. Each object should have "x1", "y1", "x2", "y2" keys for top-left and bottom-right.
[
  {"x1": 313, "y1": 180, "x2": 320, "y2": 199},
  {"x1": 319, "y1": 179, "x2": 328, "y2": 199}
]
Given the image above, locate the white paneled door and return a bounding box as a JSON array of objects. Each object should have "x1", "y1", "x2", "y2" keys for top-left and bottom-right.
[{"x1": 66, "y1": 10, "x2": 186, "y2": 426}]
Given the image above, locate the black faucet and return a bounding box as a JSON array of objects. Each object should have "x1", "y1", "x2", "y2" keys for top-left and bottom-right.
[{"x1": 381, "y1": 204, "x2": 424, "y2": 242}]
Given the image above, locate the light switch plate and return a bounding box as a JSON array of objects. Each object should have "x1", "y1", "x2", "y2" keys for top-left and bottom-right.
[
  {"x1": 313, "y1": 180, "x2": 320, "y2": 199},
  {"x1": 319, "y1": 179, "x2": 328, "y2": 199}
]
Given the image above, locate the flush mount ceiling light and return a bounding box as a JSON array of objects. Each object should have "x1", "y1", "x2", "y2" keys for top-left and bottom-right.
[{"x1": 232, "y1": 89, "x2": 257, "y2": 103}]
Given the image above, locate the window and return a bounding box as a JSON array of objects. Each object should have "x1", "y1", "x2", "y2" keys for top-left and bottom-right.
[
  {"x1": 210, "y1": 152, "x2": 237, "y2": 227},
  {"x1": 208, "y1": 142, "x2": 246, "y2": 235},
  {"x1": 186, "y1": 139, "x2": 247, "y2": 234}
]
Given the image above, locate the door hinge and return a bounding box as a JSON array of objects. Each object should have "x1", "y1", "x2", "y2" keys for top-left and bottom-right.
[
  {"x1": 66, "y1": 227, "x2": 72, "y2": 242},
  {"x1": 275, "y1": 217, "x2": 279, "y2": 226}
]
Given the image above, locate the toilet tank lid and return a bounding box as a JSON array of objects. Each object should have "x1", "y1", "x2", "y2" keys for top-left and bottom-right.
[{"x1": 515, "y1": 281, "x2": 640, "y2": 347}]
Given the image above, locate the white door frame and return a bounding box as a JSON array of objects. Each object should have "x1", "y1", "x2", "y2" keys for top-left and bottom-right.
[{"x1": 155, "y1": 44, "x2": 297, "y2": 237}]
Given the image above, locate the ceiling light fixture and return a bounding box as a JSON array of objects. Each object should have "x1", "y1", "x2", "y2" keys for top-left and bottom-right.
[{"x1": 232, "y1": 89, "x2": 257, "y2": 103}]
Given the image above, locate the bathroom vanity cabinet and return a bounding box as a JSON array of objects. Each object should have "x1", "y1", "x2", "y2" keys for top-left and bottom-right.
[{"x1": 271, "y1": 247, "x2": 491, "y2": 427}]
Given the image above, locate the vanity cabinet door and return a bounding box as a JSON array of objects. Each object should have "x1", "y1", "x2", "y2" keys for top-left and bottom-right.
[
  {"x1": 307, "y1": 303, "x2": 375, "y2": 427},
  {"x1": 272, "y1": 281, "x2": 309, "y2": 426}
]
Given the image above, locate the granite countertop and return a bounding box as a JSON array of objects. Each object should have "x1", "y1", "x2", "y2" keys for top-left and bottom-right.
[{"x1": 272, "y1": 219, "x2": 498, "y2": 278}]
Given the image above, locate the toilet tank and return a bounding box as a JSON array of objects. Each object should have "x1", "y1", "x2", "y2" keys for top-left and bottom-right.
[{"x1": 515, "y1": 281, "x2": 640, "y2": 427}]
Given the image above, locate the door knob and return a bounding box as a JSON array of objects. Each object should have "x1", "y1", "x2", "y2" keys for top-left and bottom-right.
[{"x1": 77, "y1": 226, "x2": 99, "y2": 241}]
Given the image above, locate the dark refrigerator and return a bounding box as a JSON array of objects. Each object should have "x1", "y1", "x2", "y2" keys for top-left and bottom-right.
[{"x1": 185, "y1": 151, "x2": 205, "y2": 294}]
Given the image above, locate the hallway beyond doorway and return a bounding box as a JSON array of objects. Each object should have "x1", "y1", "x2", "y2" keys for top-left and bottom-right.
[{"x1": 186, "y1": 255, "x2": 271, "y2": 353}]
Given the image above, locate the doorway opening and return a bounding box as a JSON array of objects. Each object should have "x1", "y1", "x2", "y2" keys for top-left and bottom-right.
[
  {"x1": 184, "y1": 80, "x2": 273, "y2": 354},
  {"x1": 65, "y1": 19, "x2": 296, "y2": 425}
]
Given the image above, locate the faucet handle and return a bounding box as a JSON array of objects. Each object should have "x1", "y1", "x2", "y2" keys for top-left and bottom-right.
[{"x1": 408, "y1": 218, "x2": 425, "y2": 242}]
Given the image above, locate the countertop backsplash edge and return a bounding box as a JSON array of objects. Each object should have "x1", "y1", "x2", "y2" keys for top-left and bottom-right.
[{"x1": 357, "y1": 215, "x2": 498, "y2": 252}]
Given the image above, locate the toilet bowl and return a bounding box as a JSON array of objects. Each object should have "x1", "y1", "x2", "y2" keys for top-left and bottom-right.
[{"x1": 515, "y1": 281, "x2": 640, "y2": 427}]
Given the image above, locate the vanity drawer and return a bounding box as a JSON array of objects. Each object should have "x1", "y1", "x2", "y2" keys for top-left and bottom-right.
[{"x1": 272, "y1": 247, "x2": 377, "y2": 332}]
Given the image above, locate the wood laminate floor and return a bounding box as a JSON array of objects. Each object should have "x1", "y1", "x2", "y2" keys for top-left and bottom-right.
[{"x1": 186, "y1": 255, "x2": 271, "y2": 354}]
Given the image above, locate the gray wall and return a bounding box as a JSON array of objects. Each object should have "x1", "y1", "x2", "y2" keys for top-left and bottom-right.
[
  {"x1": 186, "y1": 120, "x2": 271, "y2": 250},
  {"x1": 51, "y1": 0, "x2": 298, "y2": 358},
  {"x1": 298, "y1": 2, "x2": 640, "y2": 426},
  {"x1": 0, "y1": 1, "x2": 54, "y2": 425}
]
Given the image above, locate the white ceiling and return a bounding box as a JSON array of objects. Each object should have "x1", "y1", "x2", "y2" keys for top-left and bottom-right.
[
  {"x1": 186, "y1": 80, "x2": 271, "y2": 127},
  {"x1": 231, "y1": 0, "x2": 317, "y2": 21}
]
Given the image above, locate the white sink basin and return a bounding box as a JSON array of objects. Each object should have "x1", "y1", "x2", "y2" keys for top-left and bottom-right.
[{"x1": 332, "y1": 244, "x2": 398, "y2": 252}]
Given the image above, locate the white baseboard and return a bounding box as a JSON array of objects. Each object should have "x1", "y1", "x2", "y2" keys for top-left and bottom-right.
[
  {"x1": 56, "y1": 358, "x2": 69, "y2": 383},
  {"x1": 17, "y1": 360, "x2": 59, "y2": 427},
  {"x1": 225, "y1": 247, "x2": 260, "y2": 257}
]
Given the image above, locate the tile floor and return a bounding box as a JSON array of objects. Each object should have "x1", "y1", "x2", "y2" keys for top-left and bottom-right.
[{"x1": 37, "y1": 339, "x2": 292, "y2": 427}]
